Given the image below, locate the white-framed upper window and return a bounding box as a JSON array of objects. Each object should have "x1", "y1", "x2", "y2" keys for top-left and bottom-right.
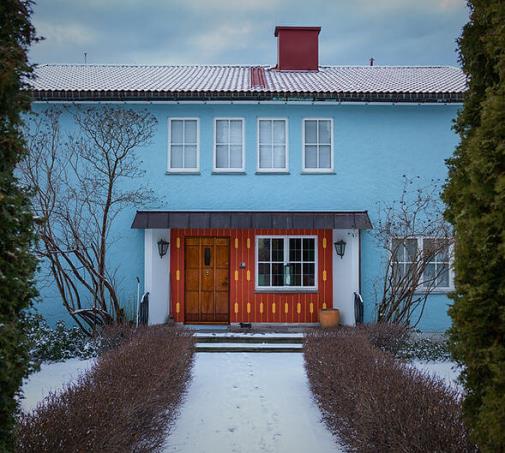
[
  {"x1": 256, "y1": 236, "x2": 317, "y2": 290},
  {"x1": 257, "y1": 118, "x2": 288, "y2": 172},
  {"x1": 168, "y1": 118, "x2": 199, "y2": 172},
  {"x1": 391, "y1": 237, "x2": 454, "y2": 291},
  {"x1": 214, "y1": 118, "x2": 245, "y2": 172},
  {"x1": 302, "y1": 118, "x2": 333, "y2": 172}
]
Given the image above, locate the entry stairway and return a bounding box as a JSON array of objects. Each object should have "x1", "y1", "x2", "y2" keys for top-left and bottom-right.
[{"x1": 194, "y1": 332, "x2": 304, "y2": 353}]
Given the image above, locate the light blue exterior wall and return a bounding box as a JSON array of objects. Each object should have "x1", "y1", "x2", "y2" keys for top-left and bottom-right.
[{"x1": 32, "y1": 102, "x2": 460, "y2": 332}]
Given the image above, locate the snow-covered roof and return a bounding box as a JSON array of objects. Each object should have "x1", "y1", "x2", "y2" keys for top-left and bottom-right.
[{"x1": 30, "y1": 64, "x2": 466, "y2": 103}]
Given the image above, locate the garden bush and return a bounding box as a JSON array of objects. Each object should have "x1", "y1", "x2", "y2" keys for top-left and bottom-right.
[
  {"x1": 16, "y1": 325, "x2": 194, "y2": 452},
  {"x1": 304, "y1": 327, "x2": 476, "y2": 452}
]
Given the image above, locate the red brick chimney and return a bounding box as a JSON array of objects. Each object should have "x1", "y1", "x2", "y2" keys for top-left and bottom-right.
[{"x1": 274, "y1": 26, "x2": 321, "y2": 71}]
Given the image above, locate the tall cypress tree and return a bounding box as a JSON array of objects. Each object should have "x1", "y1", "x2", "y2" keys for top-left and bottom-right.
[
  {"x1": 443, "y1": 1, "x2": 505, "y2": 450},
  {"x1": 0, "y1": 0, "x2": 38, "y2": 450}
]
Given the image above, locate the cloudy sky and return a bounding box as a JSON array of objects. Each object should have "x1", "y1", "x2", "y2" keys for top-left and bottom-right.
[{"x1": 29, "y1": 0, "x2": 469, "y2": 67}]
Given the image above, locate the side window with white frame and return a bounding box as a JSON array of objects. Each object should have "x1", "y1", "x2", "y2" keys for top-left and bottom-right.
[
  {"x1": 214, "y1": 118, "x2": 245, "y2": 172},
  {"x1": 303, "y1": 118, "x2": 333, "y2": 172},
  {"x1": 257, "y1": 119, "x2": 288, "y2": 172},
  {"x1": 256, "y1": 236, "x2": 317, "y2": 290},
  {"x1": 391, "y1": 237, "x2": 453, "y2": 291},
  {"x1": 168, "y1": 118, "x2": 199, "y2": 172}
]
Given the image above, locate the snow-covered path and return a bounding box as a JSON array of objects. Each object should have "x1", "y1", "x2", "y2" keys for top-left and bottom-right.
[{"x1": 164, "y1": 353, "x2": 342, "y2": 453}]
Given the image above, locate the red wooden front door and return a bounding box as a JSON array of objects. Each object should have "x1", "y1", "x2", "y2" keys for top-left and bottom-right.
[{"x1": 184, "y1": 237, "x2": 229, "y2": 323}]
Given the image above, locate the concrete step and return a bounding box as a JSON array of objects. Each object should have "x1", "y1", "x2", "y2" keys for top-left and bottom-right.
[
  {"x1": 195, "y1": 335, "x2": 304, "y2": 344},
  {"x1": 195, "y1": 342, "x2": 303, "y2": 353}
]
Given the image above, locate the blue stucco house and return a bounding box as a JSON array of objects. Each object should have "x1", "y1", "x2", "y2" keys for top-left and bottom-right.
[{"x1": 29, "y1": 26, "x2": 466, "y2": 331}]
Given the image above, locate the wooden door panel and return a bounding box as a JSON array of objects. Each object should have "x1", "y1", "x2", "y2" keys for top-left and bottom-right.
[{"x1": 184, "y1": 237, "x2": 229, "y2": 323}]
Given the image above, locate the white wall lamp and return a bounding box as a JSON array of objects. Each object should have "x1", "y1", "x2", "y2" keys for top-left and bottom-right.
[
  {"x1": 157, "y1": 239, "x2": 169, "y2": 258},
  {"x1": 334, "y1": 239, "x2": 346, "y2": 259}
]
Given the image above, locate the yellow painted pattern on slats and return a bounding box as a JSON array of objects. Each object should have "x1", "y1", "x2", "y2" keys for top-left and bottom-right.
[
  {"x1": 176, "y1": 302, "x2": 180, "y2": 314},
  {"x1": 260, "y1": 302, "x2": 264, "y2": 314},
  {"x1": 234, "y1": 270, "x2": 239, "y2": 281},
  {"x1": 284, "y1": 302, "x2": 289, "y2": 314},
  {"x1": 247, "y1": 302, "x2": 251, "y2": 314},
  {"x1": 323, "y1": 237, "x2": 327, "y2": 249},
  {"x1": 310, "y1": 302, "x2": 314, "y2": 314},
  {"x1": 323, "y1": 270, "x2": 327, "y2": 281},
  {"x1": 176, "y1": 270, "x2": 180, "y2": 281},
  {"x1": 234, "y1": 302, "x2": 239, "y2": 314},
  {"x1": 272, "y1": 303, "x2": 276, "y2": 314},
  {"x1": 297, "y1": 302, "x2": 301, "y2": 314},
  {"x1": 246, "y1": 270, "x2": 250, "y2": 281},
  {"x1": 176, "y1": 237, "x2": 180, "y2": 249},
  {"x1": 247, "y1": 238, "x2": 251, "y2": 249},
  {"x1": 234, "y1": 238, "x2": 238, "y2": 249}
]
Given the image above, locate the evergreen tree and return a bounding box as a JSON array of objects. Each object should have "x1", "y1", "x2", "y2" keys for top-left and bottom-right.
[
  {"x1": 443, "y1": 1, "x2": 505, "y2": 450},
  {"x1": 0, "y1": 0, "x2": 38, "y2": 450}
]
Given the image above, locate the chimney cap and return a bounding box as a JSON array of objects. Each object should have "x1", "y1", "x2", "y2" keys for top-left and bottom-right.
[{"x1": 274, "y1": 26, "x2": 321, "y2": 37}]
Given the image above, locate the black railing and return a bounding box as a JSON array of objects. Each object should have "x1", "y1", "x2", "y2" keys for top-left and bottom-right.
[
  {"x1": 138, "y1": 292, "x2": 149, "y2": 326},
  {"x1": 354, "y1": 292, "x2": 364, "y2": 325}
]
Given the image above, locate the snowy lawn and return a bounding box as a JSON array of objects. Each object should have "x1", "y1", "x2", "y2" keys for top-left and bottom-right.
[
  {"x1": 411, "y1": 360, "x2": 462, "y2": 389},
  {"x1": 20, "y1": 358, "x2": 95, "y2": 412},
  {"x1": 164, "y1": 353, "x2": 342, "y2": 453}
]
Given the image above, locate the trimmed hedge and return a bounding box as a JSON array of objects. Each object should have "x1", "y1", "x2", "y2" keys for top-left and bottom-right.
[
  {"x1": 304, "y1": 327, "x2": 476, "y2": 452},
  {"x1": 16, "y1": 326, "x2": 194, "y2": 452}
]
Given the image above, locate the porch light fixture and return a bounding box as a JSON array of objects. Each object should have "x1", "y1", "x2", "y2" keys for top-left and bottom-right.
[
  {"x1": 334, "y1": 239, "x2": 346, "y2": 259},
  {"x1": 157, "y1": 239, "x2": 169, "y2": 258}
]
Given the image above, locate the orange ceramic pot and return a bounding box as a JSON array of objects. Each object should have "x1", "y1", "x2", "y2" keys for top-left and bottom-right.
[{"x1": 319, "y1": 308, "x2": 340, "y2": 328}]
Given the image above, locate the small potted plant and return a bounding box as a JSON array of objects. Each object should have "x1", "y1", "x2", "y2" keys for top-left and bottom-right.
[{"x1": 319, "y1": 308, "x2": 340, "y2": 328}]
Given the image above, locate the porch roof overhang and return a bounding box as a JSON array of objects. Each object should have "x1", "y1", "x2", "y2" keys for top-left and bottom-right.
[{"x1": 131, "y1": 210, "x2": 372, "y2": 230}]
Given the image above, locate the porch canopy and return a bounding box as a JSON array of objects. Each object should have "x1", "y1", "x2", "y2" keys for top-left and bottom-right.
[{"x1": 131, "y1": 210, "x2": 372, "y2": 230}]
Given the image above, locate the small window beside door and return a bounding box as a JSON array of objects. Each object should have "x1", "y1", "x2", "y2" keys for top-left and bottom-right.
[
  {"x1": 214, "y1": 118, "x2": 245, "y2": 172},
  {"x1": 167, "y1": 118, "x2": 199, "y2": 173}
]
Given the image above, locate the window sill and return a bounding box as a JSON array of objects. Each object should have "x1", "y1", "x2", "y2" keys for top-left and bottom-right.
[
  {"x1": 414, "y1": 289, "x2": 454, "y2": 295},
  {"x1": 300, "y1": 171, "x2": 336, "y2": 175},
  {"x1": 211, "y1": 171, "x2": 246, "y2": 175},
  {"x1": 165, "y1": 170, "x2": 200, "y2": 175},
  {"x1": 255, "y1": 288, "x2": 318, "y2": 294},
  {"x1": 255, "y1": 171, "x2": 290, "y2": 175}
]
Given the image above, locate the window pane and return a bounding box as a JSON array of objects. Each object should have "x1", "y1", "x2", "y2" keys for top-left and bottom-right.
[
  {"x1": 437, "y1": 264, "x2": 449, "y2": 287},
  {"x1": 258, "y1": 238, "x2": 270, "y2": 261},
  {"x1": 184, "y1": 120, "x2": 197, "y2": 143},
  {"x1": 303, "y1": 239, "x2": 315, "y2": 261},
  {"x1": 405, "y1": 239, "x2": 418, "y2": 262},
  {"x1": 318, "y1": 120, "x2": 331, "y2": 144},
  {"x1": 273, "y1": 120, "x2": 285, "y2": 144},
  {"x1": 258, "y1": 263, "x2": 270, "y2": 286},
  {"x1": 319, "y1": 145, "x2": 331, "y2": 168},
  {"x1": 216, "y1": 120, "x2": 228, "y2": 144},
  {"x1": 273, "y1": 145, "x2": 286, "y2": 168},
  {"x1": 272, "y1": 263, "x2": 284, "y2": 286},
  {"x1": 229, "y1": 120, "x2": 242, "y2": 144},
  {"x1": 305, "y1": 120, "x2": 317, "y2": 143},
  {"x1": 392, "y1": 239, "x2": 403, "y2": 262},
  {"x1": 289, "y1": 238, "x2": 302, "y2": 261},
  {"x1": 305, "y1": 145, "x2": 318, "y2": 168},
  {"x1": 288, "y1": 263, "x2": 301, "y2": 286},
  {"x1": 303, "y1": 263, "x2": 315, "y2": 286},
  {"x1": 216, "y1": 145, "x2": 228, "y2": 168},
  {"x1": 171, "y1": 120, "x2": 184, "y2": 143},
  {"x1": 259, "y1": 145, "x2": 272, "y2": 168},
  {"x1": 259, "y1": 120, "x2": 271, "y2": 144},
  {"x1": 229, "y1": 145, "x2": 242, "y2": 168},
  {"x1": 424, "y1": 263, "x2": 436, "y2": 286},
  {"x1": 185, "y1": 145, "x2": 197, "y2": 168},
  {"x1": 272, "y1": 239, "x2": 284, "y2": 262},
  {"x1": 170, "y1": 145, "x2": 184, "y2": 168}
]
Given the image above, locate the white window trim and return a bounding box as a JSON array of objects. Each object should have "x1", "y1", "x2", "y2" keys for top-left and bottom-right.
[
  {"x1": 255, "y1": 235, "x2": 318, "y2": 291},
  {"x1": 167, "y1": 117, "x2": 200, "y2": 173},
  {"x1": 256, "y1": 118, "x2": 289, "y2": 173},
  {"x1": 302, "y1": 118, "x2": 334, "y2": 173},
  {"x1": 391, "y1": 236, "x2": 455, "y2": 293},
  {"x1": 213, "y1": 117, "x2": 246, "y2": 173}
]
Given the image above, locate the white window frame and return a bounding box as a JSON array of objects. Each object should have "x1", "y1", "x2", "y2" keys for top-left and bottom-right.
[
  {"x1": 256, "y1": 118, "x2": 289, "y2": 173},
  {"x1": 167, "y1": 118, "x2": 200, "y2": 173},
  {"x1": 391, "y1": 236, "x2": 455, "y2": 293},
  {"x1": 213, "y1": 118, "x2": 246, "y2": 173},
  {"x1": 255, "y1": 235, "x2": 318, "y2": 291},
  {"x1": 302, "y1": 118, "x2": 334, "y2": 173}
]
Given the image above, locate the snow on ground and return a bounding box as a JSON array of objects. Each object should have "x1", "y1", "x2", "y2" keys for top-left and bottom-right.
[
  {"x1": 411, "y1": 360, "x2": 461, "y2": 389},
  {"x1": 195, "y1": 343, "x2": 303, "y2": 349},
  {"x1": 164, "y1": 353, "x2": 342, "y2": 453},
  {"x1": 20, "y1": 358, "x2": 95, "y2": 412}
]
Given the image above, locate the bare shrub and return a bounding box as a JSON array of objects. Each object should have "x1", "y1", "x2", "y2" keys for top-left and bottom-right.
[
  {"x1": 357, "y1": 322, "x2": 410, "y2": 356},
  {"x1": 304, "y1": 328, "x2": 476, "y2": 452},
  {"x1": 16, "y1": 326, "x2": 194, "y2": 452}
]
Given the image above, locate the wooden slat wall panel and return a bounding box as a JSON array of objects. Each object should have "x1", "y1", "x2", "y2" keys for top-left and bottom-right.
[{"x1": 170, "y1": 228, "x2": 333, "y2": 323}]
